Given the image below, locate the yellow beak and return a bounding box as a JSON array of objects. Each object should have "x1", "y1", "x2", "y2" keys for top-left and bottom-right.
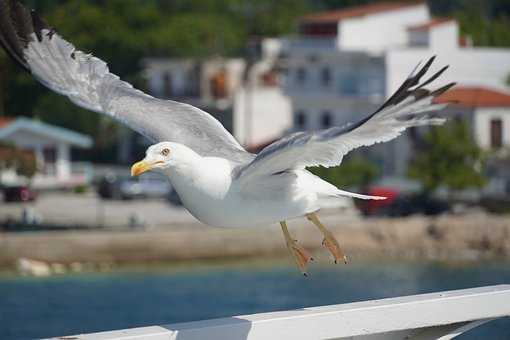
[{"x1": 131, "y1": 160, "x2": 153, "y2": 177}]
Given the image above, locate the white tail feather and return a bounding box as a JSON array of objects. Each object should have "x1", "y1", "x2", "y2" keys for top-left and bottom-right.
[{"x1": 335, "y1": 189, "x2": 386, "y2": 200}]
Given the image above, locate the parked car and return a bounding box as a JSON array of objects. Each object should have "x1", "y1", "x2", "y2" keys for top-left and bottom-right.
[
  {"x1": 358, "y1": 186, "x2": 398, "y2": 216},
  {"x1": 97, "y1": 173, "x2": 171, "y2": 200},
  {"x1": 359, "y1": 186, "x2": 449, "y2": 217},
  {"x1": 2, "y1": 185, "x2": 37, "y2": 202}
]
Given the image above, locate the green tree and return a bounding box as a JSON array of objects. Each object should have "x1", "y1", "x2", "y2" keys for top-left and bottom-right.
[
  {"x1": 310, "y1": 154, "x2": 379, "y2": 189},
  {"x1": 0, "y1": 0, "x2": 310, "y2": 163},
  {"x1": 408, "y1": 120, "x2": 485, "y2": 193},
  {"x1": 454, "y1": 1, "x2": 510, "y2": 47},
  {"x1": 2, "y1": 0, "x2": 510, "y2": 165},
  {"x1": 0, "y1": 143, "x2": 37, "y2": 179}
]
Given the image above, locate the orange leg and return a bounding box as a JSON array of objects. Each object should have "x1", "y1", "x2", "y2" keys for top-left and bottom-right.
[
  {"x1": 306, "y1": 212, "x2": 348, "y2": 264},
  {"x1": 280, "y1": 221, "x2": 313, "y2": 276}
]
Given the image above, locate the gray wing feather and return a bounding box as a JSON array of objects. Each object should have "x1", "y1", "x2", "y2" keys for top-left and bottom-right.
[
  {"x1": 238, "y1": 57, "x2": 455, "y2": 182},
  {"x1": 0, "y1": 0, "x2": 248, "y2": 161}
]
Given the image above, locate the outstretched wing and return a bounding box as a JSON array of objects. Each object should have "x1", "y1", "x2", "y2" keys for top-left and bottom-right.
[
  {"x1": 238, "y1": 56, "x2": 455, "y2": 182},
  {"x1": 0, "y1": 0, "x2": 248, "y2": 161}
]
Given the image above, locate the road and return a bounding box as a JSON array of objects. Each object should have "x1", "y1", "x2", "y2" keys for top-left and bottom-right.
[
  {"x1": 0, "y1": 192, "x2": 199, "y2": 230},
  {"x1": 1, "y1": 190, "x2": 357, "y2": 230}
]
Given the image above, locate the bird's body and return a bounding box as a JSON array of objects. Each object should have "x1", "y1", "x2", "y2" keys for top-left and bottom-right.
[
  {"x1": 149, "y1": 144, "x2": 348, "y2": 228},
  {"x1": 171, "y1": 167, "x2": 310, "y2": 228},
  {"x1": 0, "y1": 0, "x2": 456, "y2": 274}
]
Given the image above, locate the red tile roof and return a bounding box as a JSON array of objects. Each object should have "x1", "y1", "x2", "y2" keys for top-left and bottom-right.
[
  {"x1": 407, "y1": 17, "x2": 454, "y2": 31},
  {"x1": 435, "y1": 86, "x2": 510, "y2": 108},
  {"x1": 301, "y1": 2, "x2": 425, "y2": 23}
]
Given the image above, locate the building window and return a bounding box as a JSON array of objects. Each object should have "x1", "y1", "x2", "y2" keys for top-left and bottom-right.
[
  {"x1": 42, "y1": 147, "x2": 56, "y2": 176},
  {"x1": 43, "y1": 147, "x2": 56, "y2": 163},
  {"x1": 338, "y1": 73, "x2": 358, "y2": 95},
  {"x1": 321, "y1": 67, "x2": 331, "y2": 87},
  {"x1": 296, "y1": 67, "x2": 307, "y2": 85},
  {"x1": 321, "y1": 111, "x2": 332, "y2": 128},
  {"x1": 186, "y1": 65, "x2": 201, "y2": 97},
  {"x1": 366, "y1": 76, "x2": 384, "y2": 96},
  {"x1": 295, "y1": 110, "x2": 307, "y2": 129},
  {"x1": 490, "y1": 119, "x2": 503, "y2": 149}
]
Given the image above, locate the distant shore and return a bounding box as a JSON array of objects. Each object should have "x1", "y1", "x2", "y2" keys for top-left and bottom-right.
[{"x1": 1, "y1": 212, "x2": 509, "y2": 271}]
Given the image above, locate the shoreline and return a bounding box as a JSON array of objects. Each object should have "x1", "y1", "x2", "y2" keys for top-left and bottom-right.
[
  {"x1": 2, "y1": 256, "x2": 509, "y2": 278},
  {"x1": 1, "y1": 213, "x2": 509, "y2": 271}
]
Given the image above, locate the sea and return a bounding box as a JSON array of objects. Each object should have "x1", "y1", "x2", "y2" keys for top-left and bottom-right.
[{"x1": 0, "y1": 259, "x2": 509, "y2": 339}]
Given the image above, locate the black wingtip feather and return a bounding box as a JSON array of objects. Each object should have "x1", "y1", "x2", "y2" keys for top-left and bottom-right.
[
  {"x1": 415, "y1": 56, "x2": 436, "y2": 80},
  {"x1": 342, "y1": 57, "x2": 454, "y2": 134},
  {"x1": 31, "y1": 9, "x2": 49, "y2": 42},
  {"x1": 0, "y1": 0, "x2": 50, "y2": 71},
  {"x1": 12, "y1": 0, "x2": 33, "y2": 45},
  {"x1": 0, "y1": 0, "x2": 31, "y2": 70},
  {"x1": 431, "y1": 82, "x2": 456, "y2": 97},
  {"x1": 417, "y1": 65, "x2": 449, "y2": 90},
  {"x1": 413, "y1": 88, "x2": 431, "y2": 101},
  {"x1": 0, "y1": 1, "x2": 22, "y2": 60},
  {"x1": 376, "y1": 57, "x2": 452, "y2": 114},
  {"x1": 376, "y1": 55, "x2": 438, "y2": 114}
]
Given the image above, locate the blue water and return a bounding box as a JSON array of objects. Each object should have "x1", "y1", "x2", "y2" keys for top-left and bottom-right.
[{"x1": 0, "y1": 259, "x2": 509, "y2": 339}]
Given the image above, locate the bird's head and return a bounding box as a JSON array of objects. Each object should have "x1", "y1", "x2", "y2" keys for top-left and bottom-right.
[{"x1": 130, "y1": 142, "x2": 199, "y2": 177}]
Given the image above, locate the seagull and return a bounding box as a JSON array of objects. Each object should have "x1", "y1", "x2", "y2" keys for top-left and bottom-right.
[{"x1": 0, "y1": 0, "x2": 455, "y2": 275}]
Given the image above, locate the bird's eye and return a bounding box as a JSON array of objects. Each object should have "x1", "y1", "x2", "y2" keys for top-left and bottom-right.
[{"x1": 161, "y1": 148, "x2": 170, "y2": 156}]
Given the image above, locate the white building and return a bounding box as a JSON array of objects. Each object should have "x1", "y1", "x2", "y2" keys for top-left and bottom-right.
[
  {"x1": 129, "y1": 57, "x2": 245, "y2": 161},
  {"x1": 436, "y1": 86, "x2": 510, "y2": 150},
  {"x1": 0, "y1": 117, "x2": 92, "y2": 188},
  {"x1": 435, "y1": 86, "x2": 510, "y2": 197},
  {"x1": 233, "y1": 39, "x2": 292, "y2": 148},
  {"x1": 142, "y1": 50, "x2": 292, "y2": 150},
  {"x1": 279, "y1": 1, "x2": 510, "y2": 175},
  {"x1": 143, "y1": 57, "x2": 246, "y2": 108}
]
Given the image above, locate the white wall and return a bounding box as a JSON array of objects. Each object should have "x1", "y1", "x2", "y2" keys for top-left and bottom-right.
[
  {"x1": 386, "y1": 48, "x2": 510, "y2": 96},
  {"x1": 429, "y1": 22, "x2": 459, "y2": 50},
  {"x1": 261, "y1": 38, "x2": 283, "y2": 60},
  {"x1": 234, "y1": 87, "x2": 292, "y2": 147},
  {"x1": 474, "y1": 107, "x2": 510, "y2": 149},
  {"x1": 408, "y1": 22, "x2": 459, "y2": 50},
  {"x1": 339, "y1": 4, "x2": 429, "y2": 52}
]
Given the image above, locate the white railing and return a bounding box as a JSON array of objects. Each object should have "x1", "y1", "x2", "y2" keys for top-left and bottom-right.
[{"x1": 53, "y1": 285, "x2": 510, "y2": 340}]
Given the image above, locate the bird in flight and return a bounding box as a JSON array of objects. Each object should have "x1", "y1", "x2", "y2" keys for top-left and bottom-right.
[{"x1": 0, "y1": 0, "x2": 454, "y2": 275}]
